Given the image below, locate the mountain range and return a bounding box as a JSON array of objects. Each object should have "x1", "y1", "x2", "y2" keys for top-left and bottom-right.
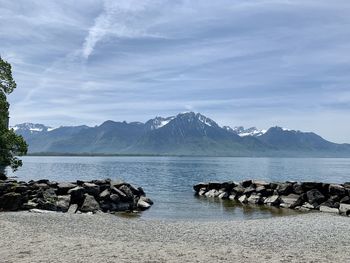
[{"x1": 12, "y1": 112, "x2": 350, "y2": 157}]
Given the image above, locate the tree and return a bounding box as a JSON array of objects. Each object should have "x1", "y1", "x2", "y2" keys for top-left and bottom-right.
[{"x1": 0, "y1": 56, "x2": 28, "y2": 179}]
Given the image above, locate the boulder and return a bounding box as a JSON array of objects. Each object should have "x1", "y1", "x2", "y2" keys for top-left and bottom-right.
[
  {"x1": 139, "y1": 196, "x2": 153, "y2": 205},
  {"x1": 302, "y1": 202, "x2": 316, "y2": 209},
  {"x1": 255, "y1": 186, "x2": 268, "y2": 196},
  {"x1": 218, "y1": 192, "x2": 229, "y2": 199},
  {"x1": 110, "y1": 194, "x2": 120, "y2": 203},
  {"x1": 68, "y1": 186, "x2": 85, "y2": 205},
  {"x1": 247, "y1": 194, "x2": 262, "y2": 204},
  {"x1": 193, "y1": 183, "x2": 208, "y2": 192},
  {"x1": 111, "y1": 186, "x2": 127, "y2": 199},
  {"x1": 241, "y1": 180, "x2": 252, "y2": 188},
  {"x1": 319, "y1": 206, "x2": 339, "y2": 214},
  {"x1": 22, "y1": 200, "x2": 38, "y2": 210},
  {"x1": 301, "y1": 182, "x2": 323, "y2": 191},
  {"x1": 340, "y1": 196, "x2": 350, "y2": 204},
  {"x1": 205, "y1": 189, "x2": 219, "y2": 198},
  {"x1": 293, "y1": 183, "x2": 304, "y2": 194},
  {"x1": 57, "y1": 182, "x2": 76, "y2": 195},
  {"x1": 119, "y1": 185, "x2": 134, "y2": 201},
  {"x1": 328, "y1": 184, "x2": 346, "y2": 197},
  {"x1": 83, "y1": 182, "x2": 100, "y2": 197},
  {"x1": 339, "y1": 203, "x2": 350, "y2": 215},
  {"x1": 137, "y1": 199, "x2": 151, "y2": 210},
  {"x1": 0, "y1": 192, "x2": 22, "y2": 211},
  {"x1": 306, "y1": 189, "x2": 326, "y2": 206},
  {"x1": 56, "y1": 195, "x2": 71, "y2": 212},
  {"x1": 228, "y1": 194, "x2": 236, "y2": 201},
  {"x1": 198, "y1": 188, "x2": 206, "y2": 196},
  {"x1": 320, "y1": 199, "x2": 339, "y2": 209},
  {"x1": 110, "y1": 180, "x2": 127, "y2": 188},
  {"x1": 99, "y1": 189, "x2": 110, "y2": 200},
  {"x1": 276, "y1": 183, "x2": 293, "y2": 195},
  {"x1": 232, "y1": 185, "x2": 245, "y2": 195},
  {"x1": 264, "y1": 195, "x2": 281, "y2": 206},
  {"x1": 280, "y1": 194, "x2": 302, "y2": 208},
  {"x1": 243, "y1": 186, "x2": 256, "y2": 196},
  {"x1": 67, "y1": 204, "x2": 78, "y2": 214},
  {"x1": 80, "y1": 194, "x2": 100, "y2": 213},
  {"x1": 238, "y1": 195, "x2": 248, "y2": 204},
  {"x1": 252, "y1": 180, "x2": 270, "y2": 187}
]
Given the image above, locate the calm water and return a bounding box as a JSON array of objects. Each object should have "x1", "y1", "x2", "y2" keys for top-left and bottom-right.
[{"x1": 8, "y1": 156, "x2": 350, "y2": 221}]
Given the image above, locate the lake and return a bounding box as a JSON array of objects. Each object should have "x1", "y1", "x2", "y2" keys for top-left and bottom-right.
[{"x1": 8, "y1": 156, "x2": 350, "y2": 221}]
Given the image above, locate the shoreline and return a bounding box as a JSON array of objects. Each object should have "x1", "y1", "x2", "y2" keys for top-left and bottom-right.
[{"x1": 0, "y1": 211, "x2": 349, "y2": 262}]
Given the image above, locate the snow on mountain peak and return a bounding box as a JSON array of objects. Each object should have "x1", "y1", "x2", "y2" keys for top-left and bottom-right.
[{"x1": 224, "y1": 125, "x2": 266, "y2": 137}]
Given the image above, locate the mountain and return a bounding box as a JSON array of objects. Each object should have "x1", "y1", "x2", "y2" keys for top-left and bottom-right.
[{"x1": 11, "y1": 112, "x2": 350, "y2": 157}]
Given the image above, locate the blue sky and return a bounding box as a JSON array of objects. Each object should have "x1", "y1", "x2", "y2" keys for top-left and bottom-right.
[{"x1": 1, "y1": 0, "x2": 350, "y2": 143}]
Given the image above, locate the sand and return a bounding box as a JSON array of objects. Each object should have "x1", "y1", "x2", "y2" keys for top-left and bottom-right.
[{"x1": 0, "y1": 211, "x2": 349, "y2": 263}]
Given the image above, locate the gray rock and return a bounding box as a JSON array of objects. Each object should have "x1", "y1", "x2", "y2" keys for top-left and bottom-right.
[
  {"x1": 264, "y1": 195, "x2": 281, "y2": 206},
  {"x1": 110, "y1": 194, "x2": 120, "y2": 203},
  {"x1": 83, "y1": 182, "x2": 100, "y2": 197},
  {"x1": 247, "y1": 194, "x2": 262, "y2": 204},
  {"x1": 110, "y1": 180, "x2": 126, "y2": 188},
  {"x1": 228, "y1": 194, "x2": 236, "y2": 200},
  {"x1": 205, "y1": 189, "x2": 219, "y2": 198},
  {"x1": 238, "y1": 195, "x2": 248, "y2": 204},
  {"x1": 193, "y1": 183, "x2": 209, "y2": 192},
  {"x1": 319, "y1": 206, "x2": 339, "y2": 214},
  {"x1": 67, "y1": 204, "x2": 78, "y2": 214},
  {"x1": 139, "y1": 196, "x2": 153, "y2": 205},
  {"x1": 56, "y1": 195, "x2": 71, "y2": 212},
  {"x1": 111, "y1": 186, "x2": 127, "y2": 199},
  {"x1": 119, "y1": 185, "x2": 134, "y2": 201},
  {"x1": 22, "y1": 200, "x2": 38, "y2": 210},
  {"x1": 280, "y1": 194, "x2": 301, "y2": 208},
  {"x1": 80, "y1": 194, "x2": 100, "y2": 213},
  {"x1": 276, "y1": 183, "x2": 293, "y2": 195},
  {"x1": 68, "y1": 186, "x2": 85, "y2": 205},
  {"x1": 306, "y1": 189, "x2": 326, "y2": 206},
  {"x1": 339, "y1": 203, "x2": 350, "y2": 215},
  {"x1": 302, "y1": 202, "x2": 316, "y2": 209},
  {"x1": 232, "y1": 185, "x2": 245, "y2": 194},
  {"x1": 329, "y1": 184, "x2": 346, "y2": 196},
  {"x1": 137, "y1": 199, "x2": 151, "y2": 210},
  {"x1": 340, "y1": 196, "x2": 350, "y2": 204},
  {"x1": 252, "y1": 180, "x2": 270, "y2": 187},
  {"x1": 99, "y1": 189, "x2": 110, "y2": 200},
  {"x1": 198, "y1": 188, "x2": 206, "y2": 196},
  {"x1": 0, "y1": 192, "x2": 22, "y2": 211},
  {"x1": 218, "y1": 192, "x2": 229, "y2": 199},
  {"x1": 57, "y1": 182, "x2": 76, "y2": 195},
  {"x1": 243, "y1": 186, "x2": 256, "y2": 196}
]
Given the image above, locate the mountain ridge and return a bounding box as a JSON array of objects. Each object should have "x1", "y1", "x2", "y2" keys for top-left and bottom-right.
[{"x1": 11, "y1": 112, "x2": 350, "y2": 157}]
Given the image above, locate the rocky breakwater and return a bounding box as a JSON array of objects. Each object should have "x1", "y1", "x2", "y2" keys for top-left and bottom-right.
[
  {"x1": 194, "y1": 180, "x2": 350, "y2": 216},
  {"x1": 0, "y1": 178, "x2": 153, "y2": 214}
]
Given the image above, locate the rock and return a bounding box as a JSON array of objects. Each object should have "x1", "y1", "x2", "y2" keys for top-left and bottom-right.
[
  {"x1": 110, "y1": 194, "x2": 120, "y2": 203},
  {"x1": 228, "y1": 194, "x2": 236, "y2": 200},
  {"x1": 83, "y1": 182, "x2": 100, "y2": 197},
  {"x1": 232, "y1": 185, "x2": 245, "y2": 194},
  {"x1": 280, "y1": 194, "x2": 302, "y2": 208},
  {"x1": 255, "y1": 186, "x2": 268, "y2": 196},
  {"x1": 208, "y1": 182, "x2": 223, "y2": 190},
  {"x1": 57, "y1": 182, "x2": 76, "y2": 195},
  {"x1": 137, "y1": 199, "x2": 151, "y2": 210},
  {"x1": 340, "y1": 196, "x2": 350, "y2": 204},
  {"x1": 205, "y1": 189, "x2": 219, "y2": 198},
  {"x1": 329, "y1": 184, "x2": 346, "y2": 196},
  {"x1": 252, "y1": 180, "x2": 270, "y2": 187},
  {"x1": 198, "y1": 188, "x2": 206, "y2": 196},
  {"x1": 119, "y1": 185, "x2": 134, "y2": 201},
  {"x1": 243, "y1": 186, "x2": 256, "y2": 196},
  {"x1": 22, "y1": 200, "x2": 38, "y2": 210},
  {"x1": 339, "y1": 203, "x2": 350, "y2": 215},
  {"x1": 276, "y1": 183, "x2": 293, "y2": 195},
  {"x1": 33, "y1": 183, "x2": 50, "y2": 190},
  {"x1": 238, "y1": 195, "x2": 248, "y2": 204},
  {"x1": 320, "y1": 199, "x2": 339, "y2": 209},
  {"x1": 80, "y1": 194, "x2": 100, "y2": 213},
  {"x1": 193, "y1": 183, "x2": 209, "y2": 192},
  {"x1": 218, "y1": 192, "x2": 229, "y2": 199},
  {"x1": 99, "y1": 189, "x2": 110, "y2": 200},
  {"x1": 0, "y1": 172, "x2": 7, "y2": 180},
  {"x1": 302, "y1": 202, "x2": 316, "y2": 209},
  {"x1": 306, "y1": 189, "x2": 326, "y2": 206},
  {"x1": 241, "y1": 180, "x2": 252, "y2": 188},
  {"x1": 293, "y1": 183, "x2": 304, "y2": 194},
  {"x1": 43, "y1": 188, "x2": 57, "y2": 201},
  {"x1": 247, "y1": 194, "x2": 262, "y2": 204},
  {"x1": 111, "y1": 186, "x2": 127, "y2": 199},
  {"x1": 139, "y1": 196, "x2": 153, "y2": 205},
  {"x1": 264, "y1": 195, "x2": 281, "y2": 206},
  {"x1": 68, "y1": 186, "x2": 85, "y2": 205},
  {"x1": 12, "y1": 184, "x2": 28, "y2": 193},
  {"x1": 319, "y1": 206, "x2": 339, "y2": 214},
  {"x1": 301, "y1": 182, "x2": 323, "y2": 191},
  {"x1": 0, "y1": 192, "x2": 22, "y2": 211},
  {"x1": 67, "y1": 204, "x2": 78, "y2": 214},
  {"x1": 56, "y1": 195, "x2": 71, "y2": 212}
]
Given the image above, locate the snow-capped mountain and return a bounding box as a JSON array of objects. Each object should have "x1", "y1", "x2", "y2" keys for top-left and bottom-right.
[
  {"x1": 11, "y1": 123, "x2": 54, "y2": 134},
  {"x1": 11, "y1": 112, "x2": 350, "y2": 156},
  {"x1": 223, "y1": 126, "x2": 266, "y2": 137}
]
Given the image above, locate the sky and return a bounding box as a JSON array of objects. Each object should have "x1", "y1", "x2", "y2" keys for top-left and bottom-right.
[{"x1": 1, "y1": 0, "x2": 350, "y2": 143}]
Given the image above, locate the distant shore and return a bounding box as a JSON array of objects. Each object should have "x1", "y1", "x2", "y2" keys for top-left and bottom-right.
[{"x1": 0, "y1": 212, "x2": 349, "y2": 262}]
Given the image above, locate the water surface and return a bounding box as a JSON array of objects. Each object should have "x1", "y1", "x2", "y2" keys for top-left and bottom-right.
[{"x1": 8, "y1": 156, "x2": 350, "y2": 220}]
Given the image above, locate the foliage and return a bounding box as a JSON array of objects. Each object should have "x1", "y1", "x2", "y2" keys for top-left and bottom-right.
[{"x1": 0, "y1": 56, "x2": 27, "y2": 174}]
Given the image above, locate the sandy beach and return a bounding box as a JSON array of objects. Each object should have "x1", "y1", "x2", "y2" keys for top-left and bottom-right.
[{"x1": 0, "y1": 212, "x2": 349, "y2": 263}]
